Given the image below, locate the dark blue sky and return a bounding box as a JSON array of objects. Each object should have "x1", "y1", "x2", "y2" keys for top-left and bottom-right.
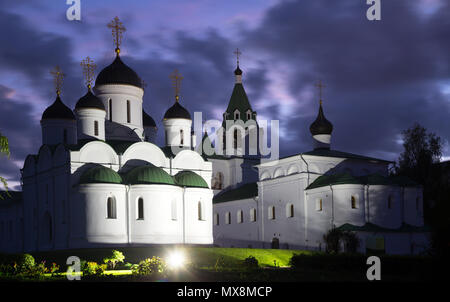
[{"x1": 0, "y1": 0, "x2": 449, "y2": 189}]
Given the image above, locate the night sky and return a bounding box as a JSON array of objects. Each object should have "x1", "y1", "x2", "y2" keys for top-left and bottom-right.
[{"x1": 0, "y1": 0, "x2": 449, "y2": 189}]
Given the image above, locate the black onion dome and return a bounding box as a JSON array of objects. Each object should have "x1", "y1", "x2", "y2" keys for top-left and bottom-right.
[
  {"x1": 41, "y1": 95, "x2": 75, "y2": 121},
  {"x1": 143, "y1": 109, "x2": 156, "y2": 127},
  {"x1": 75, "y1": 89, "x2": 105, "y2": 111},
  {"x1": 234, "y1": 66, "x2": 242, "y2": 75},
  {"x1": 310, "y1": 104, "x2": 333, "y2": 136},
  {"x1": 164, "y1": 101, "x2": 191, "y2": 120},
  {"x1": 95, "y1": 55, "x2": 143, "y2": 88}
]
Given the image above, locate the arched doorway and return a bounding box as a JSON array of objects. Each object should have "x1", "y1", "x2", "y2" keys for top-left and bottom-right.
[{"x1": 271, "y1": 237, "x2": 279, "y2": 249}]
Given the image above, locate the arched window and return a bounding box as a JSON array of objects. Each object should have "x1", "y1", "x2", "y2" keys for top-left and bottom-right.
[
  {"x1": 225, "y1": 212, "x2": 231, "y2": 224},
  {"x1": 214, "y1": 213, "x2": 219, "y2": 225},
  {"x1": 351, "y1": 196, "x2": 357, "y2": 209},
  {"x1": 198, "y1": 201, "x2": 204, "y2": 221},
  {"x1": 137, "y1": 198, "x2": 144, "y2": 220},
  {"x1": 180, "y1": 129, "x2": 184, "y2": 145},
  {"x1": 268, "y1": 206, "x2": 276, "y2": 220},
  {"x1": 388, "y1": 195, "x2": 393, "y2": 209},
  {"x1": 286, "y1": 203, "x2": 294, "y2": 218},
  {"x1": 94, "y1": 121, "x2": 99, "y2": 136},
  {"x1": 107, "y1": 197, "x2": 116, "y2": 219},
  {"x1": 250, "y1": 208, "x2": 257, "y2": 222},
  {"x1": 63, "y1": 129, "x2": 67, "y2": 144},
  {"x1": 234, "y1": 111, "x2": 240, "y2": 120},
  {"x1": 237, "y1": 210, "x2": 243, "y2": 224},
  {"x1": 316, "y1": 199, "x2": 323, "y2": 211},
  {"x1": 126, "y1": 100, "x2": 131, "y2": 123},
  {"x1": 108, "y1": 99, "x2": 112, "y2": 121},
  {"x1": 233, "y1": 129, "x2": 238, "y2": 149}
]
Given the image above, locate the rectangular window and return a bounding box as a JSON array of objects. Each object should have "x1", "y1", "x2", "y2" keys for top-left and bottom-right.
[
  {"x1": 237, "y1": 210, "x2": 243, "y2": 224},
  {"x1": 107, "y1": 197, "x2": 116, "y2": 219},
  {"x1": 180, "y1": 129, "x2": 184, "y2": 146},
  {"x1": 109, "y1": 99, "x2": 112, "y2": 121},
  {"x1": 94, "y1": 121, "x2": 99, "y2": 136},
  {"x1": 250, "y1": 208, "x2": 257, "y2": 222},
  {"x1": 351, "y1": 196, "x2": 357, "y2": 209},
  {"x1": 137, "y1": 198, "x2": 144, "y2": 220},
  {"x1": 214, "y1": 213, "x2": 219, "y2": 225},
  {"x1": 316, "y1": 199, "x2": 323, "y2": 211},
  {"x1": 171, "y1": 200, "x2": 178, "y2": 220}
]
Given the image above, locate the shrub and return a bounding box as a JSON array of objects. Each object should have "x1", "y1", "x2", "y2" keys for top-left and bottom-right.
[
  {"x1": 132, "y1": 257, "x2": 166, "y2": 276},
  {"x1": 103, "y1": 250, "x2": 125, "y2": 270},
  {"x1": 82, "y1": 261, "x2": 106, "y2": 276},
  {"x1": 323, "y1": 228, "x2": 360, "y2": 254},
  {"x1": 243, "y1": 256, "x2": 259, "y2": 269}
]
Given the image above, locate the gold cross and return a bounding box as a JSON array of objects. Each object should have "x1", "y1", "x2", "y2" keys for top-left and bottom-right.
[
  {"x1": 107, "y1": 16, "x2": 126, "y2": 54},
  {"x1": 315, "y1": 80, "x2": 326, "y2": 105},
  {"x1": 80, "y1": 57, "x2": 96, "y2": 89},
  {"x1": 169, "y1": 69, "x2": 183, "y2": 102},
  {"x1": 233, "y1": 48, "x2": 242, "y2": 65},
  {"x1": 50, "y1": 66, "x2": 64, "y2": 96}
]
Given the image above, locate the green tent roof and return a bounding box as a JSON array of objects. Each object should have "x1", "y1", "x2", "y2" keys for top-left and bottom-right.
[
  {"x1": 281, "y1": 148, "x2": 394, "y2": 163},
  {"x1": 125, "y1": 165, "x2": 175, "y2": 185},
  {"x1": 306, "y1": 173, "x2": 365, "y2": 190},
  {"x1": 213, "y1": 182, "x2": 258, "y2": 204},
  {"x1": 337, "y1": 222, "x2": 431, "y2": 233},
  {"x1": 79, "y1": 166, "x2": 122, "y2": 185},
  {"x1": 174, "y1": 171, "x2": 209, "y2": 188},
  {"x1": 225, "y1": 83, "x2": 253, "y2": 122}
]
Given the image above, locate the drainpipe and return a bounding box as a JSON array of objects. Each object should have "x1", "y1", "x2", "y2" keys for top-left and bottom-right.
[
  {"x1": 300, "y1": 154, "x2": 309, "y2": 247},
  {"x1": 182, "y1": 186, "x2": 186, "y2": 244},
  {"x1": 330, "y1": 185, "x2": 334, "y2": 228},
  {"x1": 126, "y1": 185, "x2": 131, "y2": 245},
  {"x1": 260, "y1": 182, "x2": 264, "y2": 248},
  {"x1": 366, "y1": 185, "x2": 370, "y2": 223}
]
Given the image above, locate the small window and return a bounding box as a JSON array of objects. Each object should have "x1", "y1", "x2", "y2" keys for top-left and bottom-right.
[
  {"x1": 237, "y1": 210, "x2": 243, "y2": 224},
  {"x1": 171, "y1": 200, "x2": 177, "y2": 220},
  {"x1": 287, "y1": 203, "x2": 294, "y2": 218},
  {"x1": 137, "y1": 198, "x2": 144, "y2": 220},
  {"x1": 247, "y1": 112, "x2": 251, "y2": 120},
  {"x1": 351, "y1": 196, "x2": 357, "y2": 209},
  {"x1": 107, "y1": 197, "x2": 116, "y2": 219},
  {"x1": 234, "y1": 111, "x2": 240, "y2": 120},
  {"x1": 198, "y1": 201, "x2": 204, "y2": 221},
  {"x1": 388, "y1": 195, "x2": 393, "y2": 209},
  {"x1": 214, "y1": 213, "x2": 219, "y2": 225},
  {"x1": 94, "y1": 121, "x2": 99, "y2": 136},
  {"x1": 316, "y1": 199, "x2": 323, "y2": 211},
  {"x1": 268, "y1": 206, "x2": 276, "y2": 220},
  {"x1": 233, "y1": 129, "x2": 239, "y2": 149},
  {"x1": 250, "y1": 208, "x2": 257, "y2": 222},
  {"x1": 126, "y1": 100, "x2": 131, "y2": 123},
  {"x1": 225, "y1": 212, "x2": 231, "y2": 224},
  {"x1": 180, "y1": 129, "x2": 184, "y2": 145},
  {"x1": 108, "y1": 99, "x2": 112, "y2": 121},
  {"x1": 63, "y1": 129, "x2": 67, "y2": 144}
]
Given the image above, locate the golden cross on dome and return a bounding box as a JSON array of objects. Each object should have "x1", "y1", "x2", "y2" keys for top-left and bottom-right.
[
  {"x1": 315, "y1": 80, "x2": 326, "y2": 105},
  {"x1": 107, "y1": 16, "x2": 126, "y2": 55},
  {"x1": 80, "y1": 57, "x2": 96, "y2": 89},
  {"x1": 233, "y1": 48, "x2": 242, "y2": 66},
  {"x1": 50, "y1": 66, "x2": 64, "y2": 96},
  {"x1": 169, "y1": 69, "x2": 183, "y2": 102}
]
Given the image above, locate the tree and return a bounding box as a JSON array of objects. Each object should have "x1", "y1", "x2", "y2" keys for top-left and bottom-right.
[
  {"x1": 103, "y1": 250, "x2": 125, "y2": 270},
  {"x1": 323, "y1": 228, "x2": 360, "y2": 254},
  {"x1": 397, "y1": 123, "x2": 442, "y2": 185},
  {"x1": 0, "y1": 131, "x2": 10, "y2": 199}
]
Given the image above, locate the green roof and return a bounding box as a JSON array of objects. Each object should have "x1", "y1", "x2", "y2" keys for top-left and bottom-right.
[
  {"x1": 306, "y1": 173, "x2": 420, "y2": 190},
  {"x1": 79, "y1": 166, "x2": 122, "y2": 185},
  {"x1": 306, "y1": 173, "x2": 365, "y2": 190},
  {"x1": 337, "y1": 222, "x2": 431, "y2": 233},
  {"x1": 213, "y1": 182, "x2": 258, "y2": 204},
  {"x1": 225, "y1": 83, "x2": 253, "y2": 122},
  {"x1": 282, "y1": 148, "x2": 393, "y2": 163},
  {"x1": 174, "y1": 171, "x2": 209, "y2": 188},
  {"x1": 160, "y1": 145, "x2": 193, "y2": 158},
  {"x1": 125, "y1": 165, "x2": 175, "y2": 185}
]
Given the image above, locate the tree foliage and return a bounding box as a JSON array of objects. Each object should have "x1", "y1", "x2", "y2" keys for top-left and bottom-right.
[
  {"x1": 397, "y1": 122, "x2": 442, "y2": 185},
  {"x1": 0, "y1": 131, "x2": 10, "y2": 198}
]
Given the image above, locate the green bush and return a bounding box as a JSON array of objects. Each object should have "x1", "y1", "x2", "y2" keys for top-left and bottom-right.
[
  {"x1": 132, "y1": 257, "x2": 166, "y2": 276},
  {"x1": 82, "y1": 261, "x2": 106, "y2": 276},
  {"x1": 243, "y1": 256, "x2": 259, "y2": 269}
]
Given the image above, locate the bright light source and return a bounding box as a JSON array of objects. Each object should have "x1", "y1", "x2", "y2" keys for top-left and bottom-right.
[{"x1": 167, "y1": 251, "x2": 185, "y2": 269}]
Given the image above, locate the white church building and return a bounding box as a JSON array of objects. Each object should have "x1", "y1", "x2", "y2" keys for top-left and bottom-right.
[{"x1": 0, "y1": 18, "x2": 430, "y2": 255}]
